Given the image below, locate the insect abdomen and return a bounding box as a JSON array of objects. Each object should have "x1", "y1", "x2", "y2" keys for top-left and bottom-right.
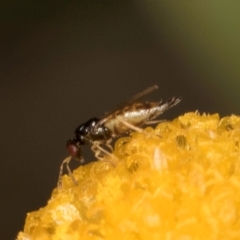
[{"x1": 104, "y1": 97, "x2": 181, "y2": 135}]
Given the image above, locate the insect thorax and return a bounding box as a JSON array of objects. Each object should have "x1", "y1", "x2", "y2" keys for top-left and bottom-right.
[{"x1": 75, "y1": 117, "x2": 112, "y2": 144}]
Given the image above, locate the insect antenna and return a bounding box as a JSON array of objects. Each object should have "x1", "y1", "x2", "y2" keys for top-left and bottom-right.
[{"x1": 58, "y1": 156, "x2": 78, "y2": 189}]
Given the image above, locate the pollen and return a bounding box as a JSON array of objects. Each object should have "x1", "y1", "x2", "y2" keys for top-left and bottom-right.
[{"x1": 17, "y1": 112, "x2": 240, "y2": 240}]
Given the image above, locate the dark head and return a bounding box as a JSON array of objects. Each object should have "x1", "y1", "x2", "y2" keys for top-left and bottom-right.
[
  {"x1": 66, "y1": 138, "x2": 83, "y2": 161},
  {"x1": 67, "y1": 118, "x2": 99, "y2": 161}
]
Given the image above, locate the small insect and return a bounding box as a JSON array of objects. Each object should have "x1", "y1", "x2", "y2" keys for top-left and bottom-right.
[{"x1": 58, "y1": 85, "x2": 181, "y2": 188}]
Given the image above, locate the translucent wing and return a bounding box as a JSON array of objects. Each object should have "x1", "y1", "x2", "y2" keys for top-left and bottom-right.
[
  {"x1": 124, "y1": 85, "x2": 158, "y2": 105},
  {"x1": 96, "y1": 85, "x2": 159, "y2": 126}
]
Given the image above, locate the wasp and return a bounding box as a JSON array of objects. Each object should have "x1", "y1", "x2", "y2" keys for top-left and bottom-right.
[{"x1": 58, "y1": 85, "x2": 181, "y2": 188}]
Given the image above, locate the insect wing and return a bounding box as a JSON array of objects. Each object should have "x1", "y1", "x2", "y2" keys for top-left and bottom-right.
[
  {"x1": 124, "y1": 85, "x2": 158, "y2": 105},
  {"x1": 96, "y1": 85, "x2": 159, "y2": 127}
]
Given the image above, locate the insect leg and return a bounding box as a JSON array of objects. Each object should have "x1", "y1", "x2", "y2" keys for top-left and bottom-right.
[
  {"x1": 91, "y1": 142, "x2": 105, "y2": 160},
  {"x1": 145, "y1": 119, "x2": 165, "y2": 125},
  {"x1": 105, "y1": 138, "x2": 113, "y2": 152},
  {"x1": 58, "y1": 156, "x2": 78, "y2": 189},
  {"x1": 91, "y1": 141, "x2": 113, "y2": 159},
  {"x1": 91, "y1": 141, "x2": 117, "y2": 167},
  {"x1": 118, "y1": 118, "x2": 143, "y2": 133}
]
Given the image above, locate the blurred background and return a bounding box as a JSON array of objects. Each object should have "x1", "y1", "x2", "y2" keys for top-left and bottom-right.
[{"x1": 1, "y1": 1, "x2": 240, "y2": 239}]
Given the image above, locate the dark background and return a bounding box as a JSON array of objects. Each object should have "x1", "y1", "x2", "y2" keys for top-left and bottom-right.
[{"x1": 1, "y1": 1, "x2": 240, "y2": 239}]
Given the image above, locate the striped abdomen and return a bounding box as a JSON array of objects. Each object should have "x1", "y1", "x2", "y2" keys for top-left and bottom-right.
[{"x1": 104, "y1": 97, "x2": 181, "y2": 135}]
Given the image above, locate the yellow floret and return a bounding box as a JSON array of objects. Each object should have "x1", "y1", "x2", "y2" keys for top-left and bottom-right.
[{"x1": 17, "y1": 113, "x2": 240, "y2": 240}]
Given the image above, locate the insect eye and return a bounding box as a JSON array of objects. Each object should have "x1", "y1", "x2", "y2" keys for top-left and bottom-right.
[{"x1": 67, "y1": 143, "x2": 77, "y2": 157}]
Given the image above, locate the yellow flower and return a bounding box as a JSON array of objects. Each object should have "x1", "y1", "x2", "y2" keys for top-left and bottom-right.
[{"x1": 17, "y1": 113, "x2": 240, "y2": 240}]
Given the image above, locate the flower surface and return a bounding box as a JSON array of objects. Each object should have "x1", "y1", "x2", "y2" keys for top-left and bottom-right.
[{"x1": 17, "y1": 113, "x2": 240, "y2": 240}]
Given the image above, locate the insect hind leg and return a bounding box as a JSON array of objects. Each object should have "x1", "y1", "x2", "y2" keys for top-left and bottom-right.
[
  {"x1": 145, "y1": 119, "x2": 165, "y2": 125},
  {"x1": 58, "y1": 156, "x2": 78, "y2": 189},
  {"x1": 118, "y1": 118, "x2": 143, "y2": 133}
]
